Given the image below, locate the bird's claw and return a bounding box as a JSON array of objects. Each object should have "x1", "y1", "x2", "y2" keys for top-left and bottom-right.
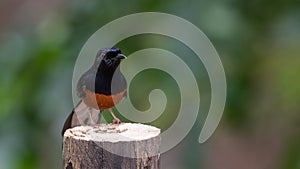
[{"x1": 112, "y1": 118, "x2": 121, "y2": 124}]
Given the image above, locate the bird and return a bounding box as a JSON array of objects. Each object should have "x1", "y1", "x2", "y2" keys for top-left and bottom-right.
[{"x1": 61, "y1": 47, "x2": 127, "y2": 136}]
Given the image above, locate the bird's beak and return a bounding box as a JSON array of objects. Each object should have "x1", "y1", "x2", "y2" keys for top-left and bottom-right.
[{"x1": 115, "y1": 53, "x2": 127, "y2": 60}]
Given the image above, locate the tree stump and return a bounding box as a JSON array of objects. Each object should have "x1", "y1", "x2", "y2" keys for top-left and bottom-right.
[{"x1": 62, "y1": 123, "x2": 161, "y2": 169}]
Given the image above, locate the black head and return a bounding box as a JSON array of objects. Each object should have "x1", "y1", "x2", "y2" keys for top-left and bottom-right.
[{"x1": 93, "y1": 47, "x2": 126, "y2": 72}]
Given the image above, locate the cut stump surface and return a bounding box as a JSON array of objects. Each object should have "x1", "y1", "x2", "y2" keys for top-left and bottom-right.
[{"x1": 62, "y1": 123, "x2": 161, "y2": 169}]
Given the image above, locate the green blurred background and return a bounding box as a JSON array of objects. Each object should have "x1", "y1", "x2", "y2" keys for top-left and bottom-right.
[{"x1": 0, "y1": 0, "x2": 300, "y2": 169}]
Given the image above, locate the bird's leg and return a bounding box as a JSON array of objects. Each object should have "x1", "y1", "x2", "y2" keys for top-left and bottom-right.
[
  {"x1": 88, "y1": 108, "x2": 96, "y2": 125},
  {"x1": 108, "y1": 108, "x2": 121, "y2": 124}
]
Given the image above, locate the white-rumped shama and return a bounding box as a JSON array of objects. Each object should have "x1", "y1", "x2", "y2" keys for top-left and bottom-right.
[{"x1": 61, "y1": 47, "x2": 127, "y2": 136}]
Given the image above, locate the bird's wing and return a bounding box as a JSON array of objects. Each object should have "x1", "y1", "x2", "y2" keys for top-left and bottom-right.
[{"x1": 76, "y1": 69, "x2": 97, "y2": 98}]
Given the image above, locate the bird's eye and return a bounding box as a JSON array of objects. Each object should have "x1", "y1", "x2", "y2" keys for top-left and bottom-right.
[{"x1": 106, "y1": 51, "x2": 116, "y2": 59}]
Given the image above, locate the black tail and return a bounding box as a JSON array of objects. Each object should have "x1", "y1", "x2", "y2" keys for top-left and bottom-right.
[{"x1": 61, "y1": 109, "x2": 75, "y2": 136}]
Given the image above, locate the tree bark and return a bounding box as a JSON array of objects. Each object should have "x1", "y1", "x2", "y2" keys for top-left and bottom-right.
[{"x1": 62, "y1": 123, "x2": 161, "y2": 169}]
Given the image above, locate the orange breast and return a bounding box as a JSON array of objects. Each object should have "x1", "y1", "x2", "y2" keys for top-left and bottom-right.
[{"x1": 82, "y1": 89, "x2": 126, "y2": 110}]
